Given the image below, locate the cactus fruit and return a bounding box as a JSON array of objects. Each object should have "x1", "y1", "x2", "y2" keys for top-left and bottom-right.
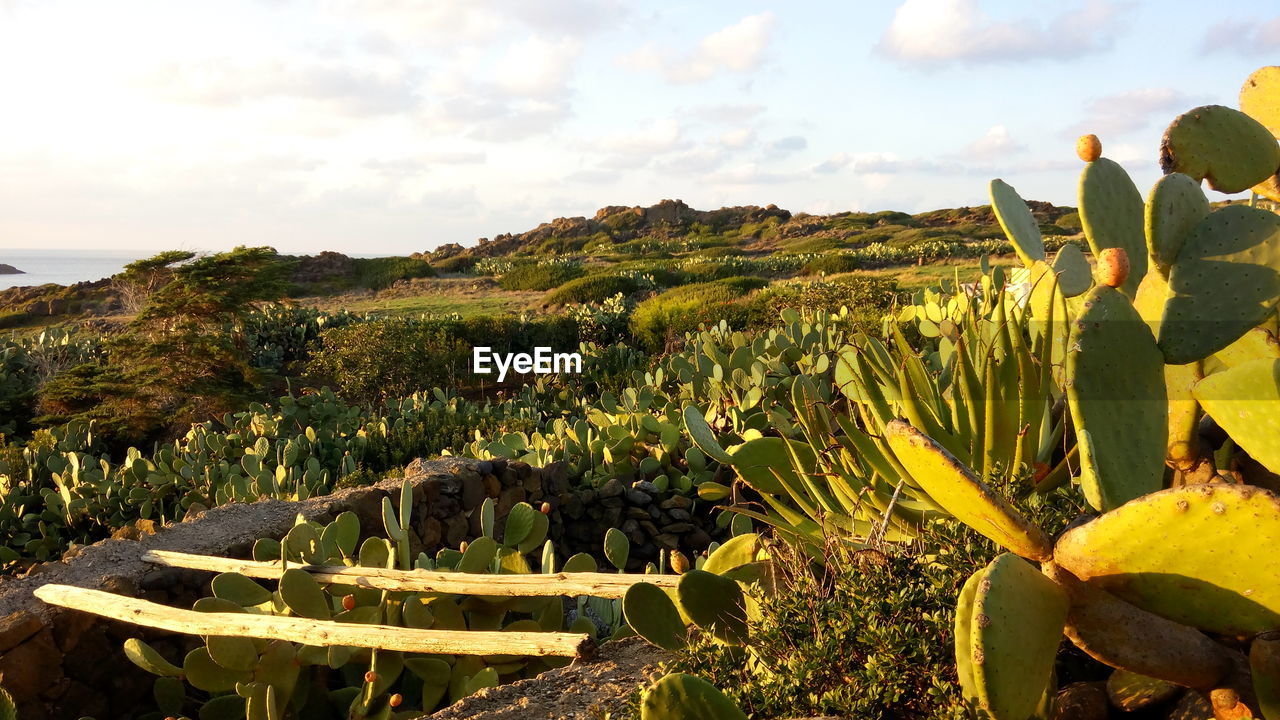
[
  {"x1": 639, "y1": 673, "x2": 747, "y2": 720},
  {"x1": 990, "y1": 179, "x2": 1046, "y2": 267},
  {"x1": 1159, "y1": 204, "x2": 1280, "y2": 364},
  {"x1": 962, "y1": 554, "x2": 1068, "y2": 720},
  {"x1": 1095, "y1": 247, "x2": 1130, "y2": 288},
  {"x1": 1042, "y1": 562, "x2": 1234, "y2": 690},
  {"x1": 1079, "y1": 157, "x2": 1147, "y2": 297},
  {"x1": 1077, "y1": 134, "x2": 1102, "y2": 163},
  {"x1": 1053, "y1": 484, "x2": 1280, "y2": 635},
  {"x1": 1193, "y1": 358, "x2": 1280, "y2": 474},
  {"x1": 1240, "y1": 66, "x2": 1280, "y2": 136},
  {"x1": 884, "y1": 421, "x2": 1053, "y2": 561},
  {"x1": 1066, "y1": 286, "x2": 1167, "y2": 511},
  {"x1": 624, "y1": 582, "x2": 688, "y2": 651},
  {"x1": 1160, "y1": 105, "x2": 1280, "y2": 194},
  {"x1": 1252, "y1": 631, "x2": 1280, "y2": 720},
  {"x1": 1145, "y1": 173, "x2": 1209, "y2": 278},
  {"x1": 677, "y1": 570, "x2": 749, "y2": 645}
]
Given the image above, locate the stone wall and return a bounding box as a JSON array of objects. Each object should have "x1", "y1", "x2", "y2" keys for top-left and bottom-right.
[{"x1": 0, "y1": 456, "x2": 722, "y2": 719}]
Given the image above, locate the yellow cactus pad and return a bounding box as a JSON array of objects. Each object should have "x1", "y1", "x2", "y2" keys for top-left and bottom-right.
[
  {"x1": 1054, "y1": 484, "x2": 1280, "y2": 635},
  {"x1": 1241, "y1": 65, "x2": 1280, "y2": 137}
]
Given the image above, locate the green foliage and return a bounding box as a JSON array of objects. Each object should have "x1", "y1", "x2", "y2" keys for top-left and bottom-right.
[
  {"x1": 496, "y1": 260, "x2": 585, "y2": 291},
  {"x1": 544, "y1": 273, "x2": 641, "y2": 306},
  {"x1": 352, "y1": 256, "x2": 437, "y2": 290},
  {"x1": 630, "y1": 278, "x2": 769, "y2": 350}
]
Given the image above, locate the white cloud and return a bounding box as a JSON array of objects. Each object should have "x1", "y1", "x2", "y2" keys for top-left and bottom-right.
[
  {"x1": 720, "y1": 127, "x2": 757, "y2": 149},
  {"x1": 1065, "y1": 87, "x2": 1191, "y2": 138},
  {"x1": 1202, "y1": 16, "x2": 1280, "y2": 55},
  {"x1": 812, "y1": 152, "x2": 854, "y2": 174},
  {"x1": 492, "y1": 36, "x2": 582, "y2": 98},
  {"x1": 588, "y1": 118, "x2": 686, "y2": 155},
  {"x1": 619, "y1": 12, "x2": 776, "y2": 84},
  {"x1": 963, "y1": 125, "x2": 1025, "y2": 159},
  {"x1": 767, "y1": 135, "x2": 808, "y2": 157},
  {"x1": 878, "y1": 0, "x2": 1128, "y2": 67}
]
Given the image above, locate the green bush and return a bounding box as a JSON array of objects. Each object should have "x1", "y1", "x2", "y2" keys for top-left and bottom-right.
[
  {"x1": 802, "y1": 253, "x2": 864, "y2": 275},
  {"x1": 630, "y1": 277, "x2": 768, "y2": 350},
  {"x1": 545, "y1": 274, "x2": 640, "y2": 306},
  {"x1": 760, "y1": 276, "x2": 899, "y2": 333},
  {"x1": 352, "y1": 256, "x2": 437, "y2": 290},
  {"x1": 497, "y1": 262, "x2": 585, "y2": 291},
  {"x1": 1056, "y1": 211, "x2": 1083, "y2": 232},
  {"x1": 431, "y1": 255, "x2": 478, "y2": 274}
]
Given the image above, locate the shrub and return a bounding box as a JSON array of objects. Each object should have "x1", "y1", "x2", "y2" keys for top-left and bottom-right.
[
  {"x1": 630, "y1": 277, "x2": 768, "y2": 350},
  {"x1": 760, "y1": 276, "x2": 899, "y2": 333},
  {"x1": 545, "y1": 274, "x2": 640, "y2": 306},
  {"x1": 497, "y1": 261, "x2": 585, "y2": 291},
  {"x1": 352, "y1": 256, "x2": 437, "y2": 290},
  {"x1": 432, "y1": 255, "x2": 478, "y2": 274},
  {"x1": 803, "y1": 253, "x2": 864, "y2": 275},
  {"x1": 306, "y1": 318, "x2": 470, "y2": 406},
  {"x1": 1056, "y1": 211, "x2": 1083, "y2": 232}
]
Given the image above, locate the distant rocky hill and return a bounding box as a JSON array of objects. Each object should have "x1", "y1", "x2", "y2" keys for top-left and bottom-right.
[{"x1": 0, "y1": 263, "x2": 23, "y2": 275}]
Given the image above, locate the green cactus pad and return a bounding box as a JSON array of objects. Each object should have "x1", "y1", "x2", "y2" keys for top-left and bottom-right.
[
  {"x1": 1066, "y1": 286, "x2": 1167, "y2": 511},
  {"x1": 640, "y1": 673, "x2": 747, "y2": 720},
  {"x1": 1051, "y1": 244, "x2": 1093, "y2": 297},
  {"x1": 211, "y1": 572, "x2": 272, "y2": 607},
  {"x1": 677, "y1": 570, "x2": 749, "y2": 645},
  {"x1": 624, "y1": 582, "x2": 688, "y2": 651},
  {"x1": 458, "y1": 536, "x2": 498, "y2": 573},
  {"x1": 953, "y1": 569, "x2": 981, "y2": 704},
  {"x1": 123, "y1": 638, "x2": 182, "y2": 677},
  {"x1": 279, "y1": 568, "x2": 331, "y2": 620},
  {"x1": 1252, "y1": 632, "x2": 1280, "y2": 720},
  {"x1": 562, "y1": 552, "x2": 597, "y2": 573},
  {"x1": 884, "y1": 421, "x2": 1052, "y2": 561},
  {"x1": 184, "y1": 646, "x2": 251, "y2": 693},
  {"x1": 1144, "y1": 173, "x2": 1209, "y2": 277},
  {"x1": 604, "y1": 527, "x2": 630, "y2": 570},
  {"x1": 1160, "y1": 104, "x2": 1280, "y2": 193},
  {"x1": 682, "y1": 405, "x2": 733, "y2": 464},
  {"x1": 1159, "y1": 205, "x2": 1280, "y2": 364},
  {"x1": 207, "y1": 635, "x2": 259, "y2": 672},
  {"x1": 969, "y1": 554, "x2": 1068, "y2": 720},
  {"x1": 701, "y1": 534, "x2": 760, "y2": 576},
  {"x1": 1193, "y1": 359, "x2": 1280, "y2": 474},
  {"x1": 1054, "y1": 484, "x2": 1280, "y2": 635},
  {"x1": 990, "y1": 179, "x2": 1046, "y2": 267},
  {"x1": 1106, "y1": 670, "x2": 1180, "y2": 711},
  {"x1": 1079, "y1": 157, "x2": 1147, "y2": 297},
  {"x1": 725, "y1": 437, "x2": 812, "y2": 496},
  {"x1": 502, "y1": 502, "x2": 536, "y2": 548}
]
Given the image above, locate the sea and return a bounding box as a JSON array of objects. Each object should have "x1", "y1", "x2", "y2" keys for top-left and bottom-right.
[{"x1": 0, "y1": 248, "x2": 156, "y2": 292}]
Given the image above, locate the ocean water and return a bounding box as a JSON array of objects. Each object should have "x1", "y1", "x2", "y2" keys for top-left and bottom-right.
[{"x1": 0, "y1": 248, "x2": 156, "y2": 291}]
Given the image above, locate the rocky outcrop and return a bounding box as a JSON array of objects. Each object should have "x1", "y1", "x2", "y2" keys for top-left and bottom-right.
[{"x1": 0, "y1": 264, "x2": 23, "y2": 275}]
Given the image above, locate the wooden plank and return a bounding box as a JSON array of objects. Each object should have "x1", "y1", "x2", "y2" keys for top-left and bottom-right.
[
  {"x1": 142, "y1": 549, "x2": 678, "y2": 598},
  {"x1": 34, "y1": 584, "x2": 594, "y2": 658}
]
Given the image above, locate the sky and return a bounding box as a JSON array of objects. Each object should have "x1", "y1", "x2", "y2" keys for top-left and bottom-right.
[{"x1": 1, "y1": 0, "x2": 1277, "y2": 255}]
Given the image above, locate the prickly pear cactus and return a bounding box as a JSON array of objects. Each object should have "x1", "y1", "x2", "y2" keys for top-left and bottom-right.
[
  {"x1": 1144, "y1": 173, "x2": 1209, "y2": 278},
  {"x1": 1066, "y1": 286, "x2": 1167, "y2": 511},
  {"x1": 1253, "y1": 631, "x2": 1280, "y2": 720},
  {"x1": 624, "y1": 582, "x2": 688, "y2": 651},
  {"x1": 1051, "y1": 243, "x2": 1093, "y2": 297},
  {"x1": 1193, "y1": 358, "x2": 1280, "y2": 474},
  {"x1": 1054, "y1": 484, "x2": 1280, "y2": 635},
  {"x1": 1160, "y1": 104, "x2": 1280, "y2": 194},
  {"x1": 1159, "y1": 204, "x2": 1280, "y2": 365},
  {"x1": 639, "y1": 673, "x2": 747, "y2": 720},
  {"x1": 884, "y1": 421, "x2": 1052, "y2": 561},
  {"x1": 1242, "y1": 66, "x2": 1280, "y2": 136},
  {"x1": 962, "y1": 553, "x2": 1068, "y2": 720},
  {"x1": 990, "y1": 179, "x2": 1046, "y2": 267},
  {"x1": 1079, "y1": 157, "x2": 1147, "y2": 297}
]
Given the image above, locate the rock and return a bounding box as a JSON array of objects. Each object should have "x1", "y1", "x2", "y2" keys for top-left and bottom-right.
[
  {"x1": 661, "y1": 522, "x2": 695, "y2": 534},
  {"x1": 598, "y1": 478, "x2": 625, "y2": 499},
  {"x1": 0, "y1": 263, "x2": 25, "y2": 275},
  {"x1": 461, "y1": 474, "x2": 486, "y2": 510},
  {"x1": 659, "y1": 496, "x2": 692, "y2": 510},
  {"x1": 667, "y1": 508, "x2": 692, "y2": 522},
  {"x1": 653, "y1": 533, "x2": 680, "y2": 550},
  {"x1": 0, "y1": 629, "x2": 62, "y2": 702},
  {"x1": 481, "y1": 473, "x2": 502, "y2": 498},
  {"x1": 632, "y1": 481, "x2": 659, "y2": 495},
  {"x1": 624, "y1": 490, "x2": 652, "y2": 506},
  {"x1": 625, "y1": 508, "x2": 650, "y2": 520},
  {"x1": 685, "y1": 528, "x2": 713, "y2": 551},
  {"x1": 0, "y1": 611, "x2": 44, "y2": 653},
  {"x1": 1052, "y1": 682, "x2": 1108, "y2": 720}
]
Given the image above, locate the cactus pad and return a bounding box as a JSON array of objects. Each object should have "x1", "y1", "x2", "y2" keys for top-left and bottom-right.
[
  {"x1": 885, "y1": 421, "x2": 1052, "y2": 561},
  {"x1": 1054, "y1": 484, "x2": 1280, "y2": 635},
  {"x1": 990, "y1": 179, "x2": 1046, "y2": 267},
  {"x1": 953, "y1": 569, "x2": 981, "y2": 703},
  {"x1": 677, "y1": 570, "x2": 749, "y2": 645},
  {"x1": 1160, "y1": 104, "x2": 1280, "y2": 193},
  {"x1": 683, "y1": 405, "x2": 733, "y2": 465},
  {"x1": 1241, "y1": 66, "x2": 1280, "y2": 136},
  {"x1": 624, "y1": 582, "x2": 688, "y2": 651},
  {"x1": 279, "y1": 568, "x2": 331, "y2": 619},
  {"x1": 1159, "y1": 204, "x2": 1280, "y2": 364},
  {"x1": 1052, "y1": 244, "x2": 1092, "y2": 297},
  {"x1": 1079, "y1": 158, "x2": 1147, "y2": 297},
  {"x1": 1253, "y1": 631, "x2": 1280, "y2": 720},
  {"x1": 1066, "y1": 286, "x2": 1167, "y2": 511},
  {"x1": 640, "y1": 673, "x2": 747, "y2": 720},
  {"x1": 1193, "y1": 358, "x2": 1280, "y2": 474},
  {"x1": 1144, "y1": 173, "x2": 1209, "y2": 277},
  {"x1": 123, "y1": 638, "x2": 182, "y2": 677},
  {"x1": 968, "y1": 554, "x2": 1068, "y2": 720}
]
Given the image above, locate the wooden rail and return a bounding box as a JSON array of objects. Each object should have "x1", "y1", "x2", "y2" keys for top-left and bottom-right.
[
  {"x1": 34, "y1": 584, "x2": 594, "y2": 658},
  {"x1": 142, "y1": 549, "x2": 677, "y2": 598}
]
